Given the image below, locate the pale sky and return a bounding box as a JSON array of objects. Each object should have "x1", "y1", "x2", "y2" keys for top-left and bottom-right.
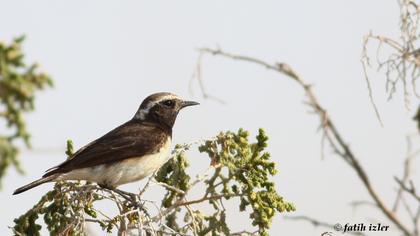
[{"x1": 0, "y1": 1, "x2": 418, "y2": 235}]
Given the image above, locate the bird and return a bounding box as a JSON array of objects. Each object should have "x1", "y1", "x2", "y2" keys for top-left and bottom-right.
[{"x1": 13, "y1": 92, "x2": 199, "y2": 195}]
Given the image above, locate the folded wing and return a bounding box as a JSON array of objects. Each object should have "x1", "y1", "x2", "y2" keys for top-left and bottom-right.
[{"x1": 43, "y1": 120, "x2": 167, "y2": 177}]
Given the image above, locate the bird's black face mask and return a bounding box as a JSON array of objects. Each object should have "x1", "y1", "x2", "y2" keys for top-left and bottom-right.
[{"x1": 148, "y1": 99, "x2": 199, "y2": 129}]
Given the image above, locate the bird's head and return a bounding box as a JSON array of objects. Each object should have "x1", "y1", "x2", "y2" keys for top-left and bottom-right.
[{"x1": 134, "y1": 92, "x2": 199, "y2": 128}]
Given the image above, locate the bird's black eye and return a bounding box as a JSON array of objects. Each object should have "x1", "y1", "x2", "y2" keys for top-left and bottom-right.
[{"x1": 163, "y1": 100, "x2": 175, "y2": 107}]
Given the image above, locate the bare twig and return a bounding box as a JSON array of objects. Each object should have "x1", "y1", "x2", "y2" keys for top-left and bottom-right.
[
  {"x1": 395, "y1": 178, "x2": 420, "y2": 202},
  {"x1": 190, "y1": 52, "x2": 226, "y2": 104},
  {"x1": 150, "y1": 193, "x2": 244, "y2": 223},
  {"x1": 230, "y1": 230, "x2": 259, "y2": 236},
  {"x1": 361, "y1": 33, "x2": 384, "y2": 126},
  {"x1": 393, "y1": 136, "x2": 420, "y2": 211},
  {"x1": 350, "y1": 200, "x2": 378, "y2": 209},
  {"x1": 362, "y1": 0, "x2": 420, "y2": 110},
  {"x1": 152, "y1": 180, "x2": 185, "y2": 195}
]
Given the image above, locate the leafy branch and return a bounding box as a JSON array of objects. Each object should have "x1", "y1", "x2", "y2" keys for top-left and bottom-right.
[
  {"x1": 12, "y1": 129, "x2": 294, "y2": 236},
  {"x1": 0, "y1": 36, "x2": 53, "y2": 186}
]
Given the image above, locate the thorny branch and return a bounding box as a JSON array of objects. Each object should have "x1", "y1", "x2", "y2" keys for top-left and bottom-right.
[
  {"x1": 13, "y1": 129, "x2": 294, "y2": 236},
  {"x1": 149, "y1": 193, "x2": 245, "y2": 223},
  {"x1": 193, "y1": 47, "x2": 418, "y2": 235},
  {"x1": 12, "y1": 163, "x2": 230, "y2": 236}
]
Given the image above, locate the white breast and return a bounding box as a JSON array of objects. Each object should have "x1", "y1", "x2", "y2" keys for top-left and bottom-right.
[{"x1": 58, "y1": 137, "x2": 172, "y2": 187}]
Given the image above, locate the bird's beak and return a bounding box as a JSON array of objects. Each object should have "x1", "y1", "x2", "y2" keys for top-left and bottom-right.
[{"x1": 181, "y1": 100, "x2": 200, "y2": 109}]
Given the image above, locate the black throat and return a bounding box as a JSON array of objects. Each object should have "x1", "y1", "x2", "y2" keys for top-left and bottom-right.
[{"x1": 135, "y1": 116, "x2": 173, "y2": 138}]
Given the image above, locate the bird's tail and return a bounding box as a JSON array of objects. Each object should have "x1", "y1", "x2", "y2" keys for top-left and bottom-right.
[{"x1": 13, "y1": 174, "x2": 57, "y2": 195}]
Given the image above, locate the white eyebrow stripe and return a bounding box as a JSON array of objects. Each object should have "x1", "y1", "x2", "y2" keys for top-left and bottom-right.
[
  {"x1": 136, "y1": 102, "x2": 155, "y2": 120},
  {"x1": 135, "y1": 94, "x2": 182, "y2": 120}
]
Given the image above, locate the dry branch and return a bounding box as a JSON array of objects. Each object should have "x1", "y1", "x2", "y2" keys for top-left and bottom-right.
[
  {"x1": 362, "y1": 0, "x2": 420, "y2": 111},
  {"x1": 195, "y1": 47, "x2": 415, "y2": 235}
]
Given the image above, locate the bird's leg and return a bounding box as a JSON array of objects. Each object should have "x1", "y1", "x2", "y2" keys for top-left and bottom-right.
[
  {"x1": 98, "y1": 184, "x2": 136, "y2": 202},
  {"x1": 98, "y1": 184, "x2": 149, "y2": 216},
  {"x1": 114, "y1": 189, "x2": 150, "y2": 217},
  {"x1": 114, "y1": 189, "x2": 138, "y2": 202}
]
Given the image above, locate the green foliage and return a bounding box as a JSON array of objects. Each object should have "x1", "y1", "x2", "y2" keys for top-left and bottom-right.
[
  {"x1": 12, "y1": 129, "x2": 294, "y2": 236},
  {"x1": 155, "y1": 145, "x2": 190, "y2": 207},
  {"x1": 198, "y1": 128, "x2": 295, "y2": 236},
  {"x1": 13, "y1": 189, "x2": 56, "y2": 236},
  {"x1": 0, "y1": 36, "x2": 52, "y2": 186},
  {"x1": 13, "y1": 141, "x2": 100, "y2": 236},
  {"x1": 13, "y1": 181, "x2": 100, "y2": 236},
  {"x1": 155, "y1": 128, "x2": 295, "y2": 236}
]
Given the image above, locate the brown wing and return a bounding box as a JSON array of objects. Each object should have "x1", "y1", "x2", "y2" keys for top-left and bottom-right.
[{"x1": 43, "y1": 120, "x2": 168, "y2": 177}]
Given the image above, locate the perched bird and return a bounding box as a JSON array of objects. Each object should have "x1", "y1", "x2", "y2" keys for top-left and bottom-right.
[{"x1": 13, "y1": 92, "x2": 199, "y2": 195}]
